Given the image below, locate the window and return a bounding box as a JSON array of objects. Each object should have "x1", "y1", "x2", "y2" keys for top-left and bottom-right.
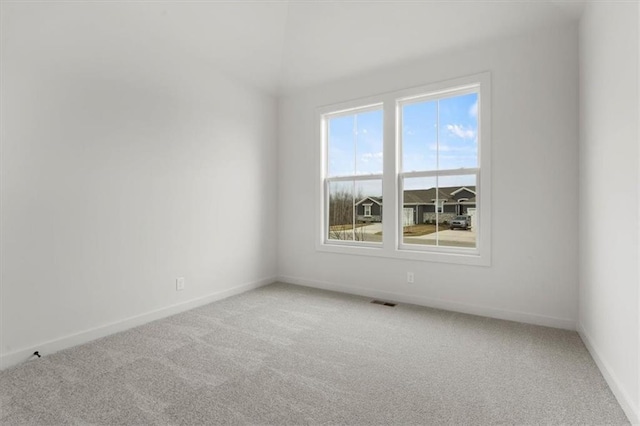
[
  {"x1": 323, "y1": 105, "x2": 383, "y2": 244},
  {"x1": 399, "y1": 87, "x2": 479, "y2": 250},
  {"x1": 318, "y1": 73, "x2": 490, "y2": 265}
]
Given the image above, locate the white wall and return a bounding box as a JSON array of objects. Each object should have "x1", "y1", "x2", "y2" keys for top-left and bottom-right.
[
  {"x1": 278, "y1": 25, "x2": 580, "y2": 329},
  {"x1": 0, "y1": 3, "x2": 278, "y2": 367},
  {"x1": 578, "y1": 2, "x2": 639, "y2": 422}
]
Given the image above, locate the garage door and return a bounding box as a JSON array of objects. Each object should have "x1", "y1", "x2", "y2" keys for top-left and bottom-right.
[
  {"x1": 467, "y1": 208, "x2": 477, "y2": 230},
  {"x1": 402, "y1": 208, "x2": 414, "y2": 226}
]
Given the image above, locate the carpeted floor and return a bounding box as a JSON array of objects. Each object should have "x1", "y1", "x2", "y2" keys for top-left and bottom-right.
[{"x1": 0, "y1": 282, "x2": 630, "y2": 425}]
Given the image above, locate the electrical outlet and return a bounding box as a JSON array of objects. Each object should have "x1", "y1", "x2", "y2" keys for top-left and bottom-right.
[
  {"x1": 176, "y1": 277, "x2": 185, "y2": 291},
  {"x1": 407, "y1": 272, "x2": 414, "y2": 283}
]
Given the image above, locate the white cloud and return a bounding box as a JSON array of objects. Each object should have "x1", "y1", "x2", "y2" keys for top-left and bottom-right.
[
  {"x1": 361, "y1": 152, "x2": 383, "y2": 162},
  {"x1": 469, "y1": 101, "x2": 478, "y2": 118},
  {"x1": 429, "y1": 143, "x2": 477, "y2": 153},
  {"x1": 404, "y1": 126, "x2": 416, "y2": 136},
  {"x1": 446, "y1": 124, "x2": 475, "y2": 139}
]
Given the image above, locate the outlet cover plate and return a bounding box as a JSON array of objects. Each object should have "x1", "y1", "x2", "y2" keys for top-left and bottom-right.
[{"x1": 176, "y1": 277, "x2": 185, "y2": 291}]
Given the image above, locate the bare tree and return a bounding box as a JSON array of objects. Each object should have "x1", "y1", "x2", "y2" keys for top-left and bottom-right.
[
  {"x1": 328, "y1": 188, "x2": 367, "y2": 241},
  {"x1": 329, "y1": 189, "x2": 352, "y2": 227}
]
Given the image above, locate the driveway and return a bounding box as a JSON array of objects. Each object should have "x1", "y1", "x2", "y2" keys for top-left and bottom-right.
[
  {"x1": 359, "y1": 222, "x2": 383, "y2": 234},
  {"x1": 415, "y1": 229, "x2": 475, "y2": 242},
  {"x1": 358, "y1": 223, "x2": 475, "y2": 247}
]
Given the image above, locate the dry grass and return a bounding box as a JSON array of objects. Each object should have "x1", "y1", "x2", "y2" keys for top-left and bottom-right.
[
  {"x1": 329, "y1": 223, "x2": 368, "y2": 231},
  {"x1": 402, "y1": 223, "x2": 439, "y2": 236},
  {"x1": 373, "y1": 223, "x2": 441, "y2": 237}
]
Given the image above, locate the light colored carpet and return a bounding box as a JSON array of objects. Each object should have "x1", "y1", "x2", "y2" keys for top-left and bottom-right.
[{"x1": 0, "y1": 282, "x2": 629, "y2": 425}]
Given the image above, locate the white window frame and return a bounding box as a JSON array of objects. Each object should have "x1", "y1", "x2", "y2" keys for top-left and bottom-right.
[
  {"x1": 363, "y1": 204, "x2": 372, "y2": 217},
  {"x1": 398, "y1": 85, "x2": 480, "y2": 255},
  {"x1": 320, "y1": 103, "x2": 384, "y2": 248},
  {"x1": 316, "y1": 72, "x2": 491, "y2": 266}
]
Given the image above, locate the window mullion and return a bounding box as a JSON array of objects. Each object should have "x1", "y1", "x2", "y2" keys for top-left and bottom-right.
[
  {"x1": 351, "y1": 180, "x2": 356, "y2": 241},
  {"x1": 382, "y1": 97, "x2": 397, "y2": 252},
  {"x1": 400, "y1": 169, "x2": 478, "y2": 179},
  {"x1": 435, "y1": 100, "x2": 440, "y2": 247},
  {"x1": 326, "y1": 174, "x2": 384, "y2": 182}
]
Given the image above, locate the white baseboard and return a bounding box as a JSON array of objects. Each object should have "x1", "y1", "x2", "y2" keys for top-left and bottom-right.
[
  {"x1": 277, "y1": 275, "x2": 577, "y2": 330},
  {"x1": 0, "y1": 277, "x2": 275, "y2": 371},
  {"x1": 577, "y1": 323, "x2": 639, "y2": 425}
]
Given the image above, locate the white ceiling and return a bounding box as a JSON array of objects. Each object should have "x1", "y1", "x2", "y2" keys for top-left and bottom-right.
[{"x1": 3, "y1": 0, "x2": 585, "y2": 94}]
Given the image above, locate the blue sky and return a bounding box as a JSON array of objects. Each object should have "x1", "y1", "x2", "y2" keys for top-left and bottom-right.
[
  {"x1": 327, "y1": 109, "x2": 384, "y2": 177},
  {"x1": 328, "y1": 92, "x2": 478, "y2": 195},
  {"x1": 402, "y1": 92, "x2": 478, "y2": 172}
]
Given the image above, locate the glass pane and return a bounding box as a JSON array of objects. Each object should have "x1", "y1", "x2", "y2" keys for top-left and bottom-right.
[
  {"x1": 328, "y1": 108, "x2": 383, "y2": 178},
  {"x1": 328, "y1": 181, "x2": 355, "y2": 241},
  {"x1": 355, "y1": 109, "x2": 383, "y2": 175},
  {"x1": 402, "y1": 177, "x2": 438, "y2": 246},
  {"x1": 402, "y1": 175, "x2": 476, "y2": 248},
  {"x1": 438, "y1": 93, "x2": 478, "y2": 170},
  {"x1": 437, "y1": 175, "x2": 477, "y2": 249},
  {"x1": 402, "y1": 100, "x2": 437, "y2": 172},
  {"x1": 354, "y1": 180, "x2": 382, "y2": 243},
  {"x1": 327, "y1": 115, "x2": 355, "y2": 177}
]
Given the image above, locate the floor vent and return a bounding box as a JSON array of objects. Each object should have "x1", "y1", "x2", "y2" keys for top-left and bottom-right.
[{"x1": 371, "y1": 300, "x2": 397, "y2": 307}]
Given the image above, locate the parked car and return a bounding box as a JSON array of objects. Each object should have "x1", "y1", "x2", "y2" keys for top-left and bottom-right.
[{"x1": 450, "y1": 215, "x2": 471, "y2": 230}]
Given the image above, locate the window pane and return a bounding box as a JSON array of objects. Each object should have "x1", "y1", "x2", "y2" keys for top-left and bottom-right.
[
  {"x1": 328, "y1": 180, "x2": 382, "y2": 243},
  {"x1": 438, "y1": 93, "x2": 478, "y2": 170},
  {"x1": 402, "y1": 176, "x2": 438, "y2": 246},
  {"x1": 402, "y1": 100, "x2": 437, "y2": 172},
  {"x1": 354, "y1": 180, "x2": 382, "y2": 243},
  {"x1": 402, "y1": 175, "x2": 476, "y2": 248},
  {"x1": 437, "y1": 175, "x2": 477, "y2": 248},
  {"x1": 328, "y1": 181, "x2": 355, "y2": 241},
  {"x1": 327, "y1": 115, "x2": 355, "y2": 177},
  {"x1": 355, "y1": 110, "x2": 383, "y2": 175},
  {"x1": 328, "y1": 108, "x2": 383, "y2": 178}
]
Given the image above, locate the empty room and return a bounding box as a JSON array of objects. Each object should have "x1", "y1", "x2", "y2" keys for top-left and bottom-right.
[{"x1": 1, "y1": 0, "x2": 639, "y2": 424}]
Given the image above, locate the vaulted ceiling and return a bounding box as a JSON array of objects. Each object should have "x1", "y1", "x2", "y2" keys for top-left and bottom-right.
[{"x1": 3, "y1": 1, "x2": 585, "y2": 94}]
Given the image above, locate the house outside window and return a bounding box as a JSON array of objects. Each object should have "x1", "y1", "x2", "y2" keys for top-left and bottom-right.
[
  {"x1": 456, "y1": 198, "x2": 469, "y2": 216},
  {"x1": 318, "y1": 73, "x2": 491, "y2": 266}
]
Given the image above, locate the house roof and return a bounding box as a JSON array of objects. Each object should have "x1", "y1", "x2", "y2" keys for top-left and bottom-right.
[
  {"x1": 403, "y1": 186, "x2": 477, "y2": 205},
  {"x1": 355, "y1": 196, "x2": 382, "y2": 206},
  {"x1": 356, "y1": 187, "x2": 476, "y2": 206},
  {"x1": 451, "y1": 186, "x2": 477, "y2": 196}
]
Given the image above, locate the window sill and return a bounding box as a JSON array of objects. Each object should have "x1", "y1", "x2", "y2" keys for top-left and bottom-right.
[{"x1": 316, "y1": 241, "x2": 490, "y2": 267}]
